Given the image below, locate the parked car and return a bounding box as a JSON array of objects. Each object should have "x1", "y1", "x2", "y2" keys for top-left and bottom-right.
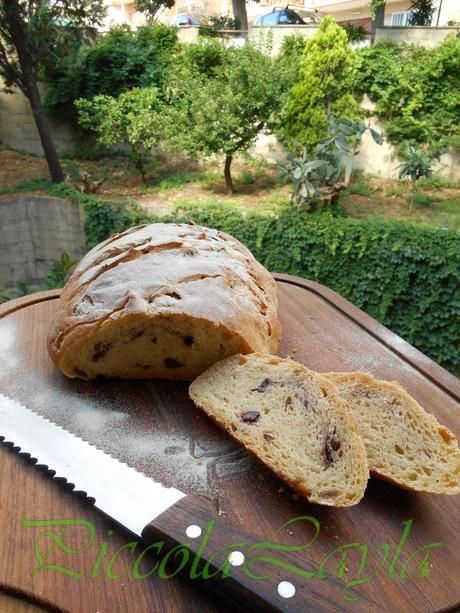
[
  {"x1": 254, "y1": 7, "x2": 321, "y2": 26},
  {"x1": 171, "y1": 14, "x2": 209, "y2": 27}
]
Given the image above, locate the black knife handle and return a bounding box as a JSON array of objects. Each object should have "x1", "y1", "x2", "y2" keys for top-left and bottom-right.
[{"x1": 141, "y1": 494, "x2": 353, "y2": 612}]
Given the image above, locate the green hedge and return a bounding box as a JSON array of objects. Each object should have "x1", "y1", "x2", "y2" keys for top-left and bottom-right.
[
  {"x1": 353, "y1": 38, "x2": 460, "y2": 154},
  {"x1": 84, "y1": 200, "x2": 460, "y2": 373}
]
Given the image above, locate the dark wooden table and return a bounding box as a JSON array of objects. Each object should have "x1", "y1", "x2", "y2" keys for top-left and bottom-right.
[{"x1": 0, "y1": 274, "x2": 459, "y2": 613}]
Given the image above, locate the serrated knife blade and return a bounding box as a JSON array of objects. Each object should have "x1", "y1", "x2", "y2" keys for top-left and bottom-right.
[
  {"x1": 0, "y1": 393, "x2": 185, "y2": 537},
  {"x1": 0, "y1": 392, "x2": 346, "y2": 612}
]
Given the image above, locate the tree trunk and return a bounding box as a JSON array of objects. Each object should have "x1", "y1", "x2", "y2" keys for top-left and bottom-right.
[
  {"x1": 4, "y1": 0, "x2": 65, "y2": 183},
  {"x1": 231, "y1": 0, "x2": 248, "y2": 31},
  {"x1": 224, "y1": 155, "x2": 235, "y2": 194},
  {"x1": 371, "y1": 2, "x2": 386, "y2": 42},
  {"x1": 26, "y1": 80, "x2": 65, "y2": 183}
]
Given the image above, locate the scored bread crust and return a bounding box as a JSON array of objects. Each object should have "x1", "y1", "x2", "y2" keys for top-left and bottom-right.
[
  {"x1": 325, "y1": 372, "x2": 460, "y2": 495},
  {"x1": 47, "y1": 223, "x2": 281, "y2": 380},
  {"x1": 189, "y1": 354, "x2": 369, "y2": 507}
]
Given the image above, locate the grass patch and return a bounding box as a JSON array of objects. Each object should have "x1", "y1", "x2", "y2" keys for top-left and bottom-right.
[
  {"x1": 411, "y1": 191, "x2": 439, "y2": 208},
  {"x1": 0, "y1": 178, "x2": 51, "y2": 196},
  {"x1": 348, "y1": 181, "x2": 375, "y2": 197}
]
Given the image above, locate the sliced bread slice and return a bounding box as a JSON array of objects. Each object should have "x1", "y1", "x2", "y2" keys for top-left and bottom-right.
[
  {"x1": 189, "y1": 353, "x2": 369, "y2": 507},
  {"x1": 325, "y1": 372, "x2": 460, "y2": 494}
]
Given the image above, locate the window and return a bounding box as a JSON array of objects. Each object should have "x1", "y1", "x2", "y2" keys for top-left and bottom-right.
[{"x1": 391, "y1": 11, "x2": 412, "y2": 26}]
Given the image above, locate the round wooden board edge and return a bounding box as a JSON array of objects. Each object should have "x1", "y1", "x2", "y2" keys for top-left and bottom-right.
[
  {"x1": 1, "y1": 278, "x2": 459, "y2": 402},
  {"x1": 274, "y1": 273, "x2": 460, "y2": 402}
]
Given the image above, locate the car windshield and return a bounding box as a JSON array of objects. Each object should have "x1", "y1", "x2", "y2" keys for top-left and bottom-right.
[
  {"x1": 279, "y1": 10, "x2": 304, "y2": 24},
  {"x1": 259, "y1": 12, "x2": 278, "y2": 25},
  {"x1": 174, "y1": 14, "x2": 204, "y2": 25}
]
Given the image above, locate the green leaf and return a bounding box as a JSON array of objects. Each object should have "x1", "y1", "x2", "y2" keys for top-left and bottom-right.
[{"x1": 370, "y1": 128, "x2": 383, "y2": 145}]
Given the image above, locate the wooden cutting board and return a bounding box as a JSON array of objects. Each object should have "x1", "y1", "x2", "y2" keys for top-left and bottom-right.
[{"x1": 0, "y1": 274, "x2": 459, "y2": 613}]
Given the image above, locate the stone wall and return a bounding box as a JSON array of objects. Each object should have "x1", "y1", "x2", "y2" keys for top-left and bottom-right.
[
  {"x1": 0, "y1": 196, "x2": 86, "y2": 289},
  {"x1": 375, "y1": 26, "x2": 459, "y2": 48},
  {"x1": 0, "y1": 81, "x2": 76, "y2": 155}
]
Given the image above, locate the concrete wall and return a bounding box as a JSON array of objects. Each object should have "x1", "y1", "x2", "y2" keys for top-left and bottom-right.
[
  {"x1": 375, "y1": 26, "x2": 459, "y2": 47},
  {"x1": 354, "y1": 116, "x2": 460, "y2": 182},
  {"x1": 0, "y1": 82, "x2": 76, "y2": 155},
  {"x1": 176, "y1": 26, "x2": 200, "y2": 44},
  {"x1": 252, "y1": 105, "x2": 460, "y2": 183},
  {"x1": 0, "y1": 196, "x2": 86, "y2": 289},
  {"x1": 249, "y1": 25, "x2": 319, "y2": 55}
]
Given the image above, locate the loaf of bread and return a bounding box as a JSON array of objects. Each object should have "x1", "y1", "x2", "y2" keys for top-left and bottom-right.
[
  {"x1": 189, "y1": 354, "x2": 369, "y2": 507},
  {"x1": 326, "y1": 372, "x2": 460, "y2": 494},
  {"x1": 47, "y1": 223, "x2": 281, "y2": 380}
]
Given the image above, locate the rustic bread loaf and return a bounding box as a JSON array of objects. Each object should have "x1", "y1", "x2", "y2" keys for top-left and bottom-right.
[
  {"x1": 189, "y1": 354, "x2": 369, "y2": 507},
  {"x1": 325, "y1": 372, "x2": 460, "y2": 494},
  {"x1": 47, "y1": 223, "x2": 280, "y2": 380}
]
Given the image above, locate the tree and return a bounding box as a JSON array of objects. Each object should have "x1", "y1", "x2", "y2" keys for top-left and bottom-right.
[
  {"x1": 409, "y1": 0, "x2": 435, "y2": 26},
  {"x1": 397, "y1": 144, "x2": 435, "y2": 207},
  {"x1": 231, "y1": 0, "x2": 247, "y2": 31},
  {"x1": 0, "y1": 0, "x2": 105, "y2": 183},
  {"x1": 44, "y1": 24, "x2": 178, "y2": 120},
  {"x1": 135, "y1": 0, "x2": 175, "y2": 23},
  {"x1": 168, "y1": 41, "x2": 282, "y2": 193},
  {"x1": 282, "y1": 16, "x2": 359, "y2": 150},
  {"x1": 76, "y1": 87, "x2": 168, "y2": 182}
]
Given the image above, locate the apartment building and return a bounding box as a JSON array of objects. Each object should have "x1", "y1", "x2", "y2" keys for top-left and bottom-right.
[
  {"x1": 102, "y1": 0, "x2": 460, "y2": 29},
  {"x1": 305, "y1": 0, "x2": 459, "y2": 30}
]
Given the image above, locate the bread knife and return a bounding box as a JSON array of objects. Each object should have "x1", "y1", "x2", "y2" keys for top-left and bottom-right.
[{"x1": 0, "y1": 393, "x2": 359, "y2": 612}]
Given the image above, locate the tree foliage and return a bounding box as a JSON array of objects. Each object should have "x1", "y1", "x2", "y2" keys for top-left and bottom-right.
[
  {"x1": 167, "y1": 40, "x2": 283, "y2": 192},
  {"x1": 76, "y1": 87, "x2": 167, "y2": 182},
  {"x1": 0, "y1": 0, "x2": 105, "y2": 90},
  {"x1": 135, "y1": 0, "x2": 175, "y2": 23},
  {"x1": 353, "y1": 37, "x2": 460, "y2": 154},
  {"x1": 409, "y1": 0, "x2": 436, "y2": 26},
  {"x1": 44, "y1": 24, "x2": 178, "y2": 120},
  {"x1": 0, "y1": 0, "x2": 105, "y2": 182},
  {"x1": 397, "y1": 144, "x2": 435, "y2": 204},
  {"x1": 281, "y1": 16, "x2": 360, "y2": 150}
]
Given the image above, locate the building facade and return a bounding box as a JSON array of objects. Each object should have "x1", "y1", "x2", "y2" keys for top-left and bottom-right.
[
  {"x1": 101, "y1": 0, "x2": 460, "y2": 29},
  {"x1": 306, "y1": 0, "x2": 459, "y2": 30}
]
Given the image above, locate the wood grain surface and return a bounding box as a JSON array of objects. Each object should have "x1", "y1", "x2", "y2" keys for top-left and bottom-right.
[{"x1": 0, "y1": 276, "x2": 459, "y2": 613}]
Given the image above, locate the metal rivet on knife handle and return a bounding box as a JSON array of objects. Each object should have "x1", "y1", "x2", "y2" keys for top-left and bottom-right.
[{"x1": 0, "y1": 394, "x2": 367, "y2": 612}]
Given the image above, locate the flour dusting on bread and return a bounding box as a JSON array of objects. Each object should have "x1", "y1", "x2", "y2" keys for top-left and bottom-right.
[{"x1": 47, "y1": 223, "x2": 280, "y2": 380}]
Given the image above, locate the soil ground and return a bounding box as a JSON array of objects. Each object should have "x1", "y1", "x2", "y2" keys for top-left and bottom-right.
[{"x1": 1, "y1": 149, "x2": 459, "y2": 230}]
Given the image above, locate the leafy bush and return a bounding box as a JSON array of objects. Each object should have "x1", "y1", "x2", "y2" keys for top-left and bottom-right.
[
  {"x1": 199, "y1": 14, "x2": 241, "y2": 36},
  {"x1": 418, "y1": 174, "x2": 452, "y2": 191},
  {"x1": 76, "y1": 87, "x2": 168, "y2": 181},
  {"x1": 83, "y1": 200, "x2": 460, "y2": 372},
  {"x1": 282, "y1": 16, "x2": 360, "y2": 149},
  {"x1": 342, "y1": 22, "x2": 367, "y2": 43},
  {"x1": 409, "y1": 0, "x2": 436, "y2": 26},
  {"x1": 180, "y1": 37, "x2": 225, "y2": 76},
  {"x1": 397, "y1": 144, "x2": 435, "y2": 205},
  {"x1": 280, "y1": 116, "x2": 382, "y2": 210},
  {"x1": 353, "y1": 37, "x2": 460, "y2": 154},
  {"x1": 44, "y1": 25, "x2": 178, "y2": 120},
  {"x1": 275, "y1": 34, "x2": 307, "y2": 86},
  {"x1": 45, "y1": 252, "x2": 77, "y2": 289},
  {"x1": 411, "y1": 191, "x2": 437, "y2": 208}
]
